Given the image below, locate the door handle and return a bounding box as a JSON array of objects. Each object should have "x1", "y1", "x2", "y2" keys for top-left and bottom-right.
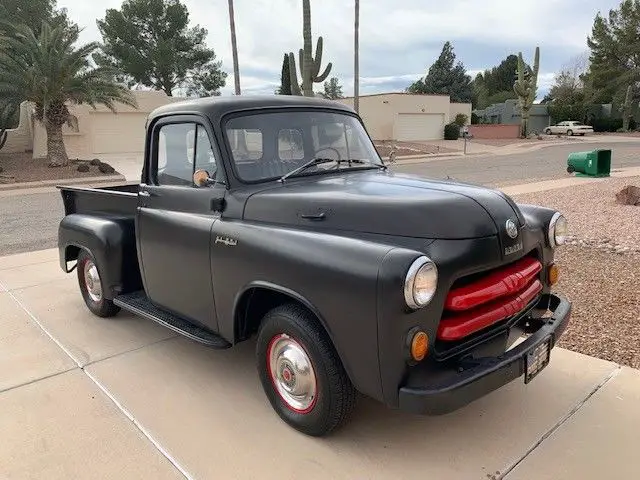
[
  {"x1": 300, "y1": 212, "x2": 326, "y2": 221},
  {"x1": 139, "y1": 190, "x2": 152, "y2": 197}
]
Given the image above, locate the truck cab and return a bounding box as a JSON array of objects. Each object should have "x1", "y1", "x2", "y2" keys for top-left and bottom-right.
[{"x1": 58, "y1": 95, "x2": 572, "y2": 437}]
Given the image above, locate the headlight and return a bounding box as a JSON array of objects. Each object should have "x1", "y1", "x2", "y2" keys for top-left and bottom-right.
[
  {"x1": 548, "y1": 212, "x2": 568, "y2": 247},
  {"x1": 404, "y1": 256, "x2": 438, "y2": 309}
]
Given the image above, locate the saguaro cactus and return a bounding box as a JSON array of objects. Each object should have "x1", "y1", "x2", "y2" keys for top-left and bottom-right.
[
  {"x1": 513, "y1": 46, "x2": 540, "y2": 138},
  {"x1": 288, "y1": 0, "x2": 332, "y2": 96}
]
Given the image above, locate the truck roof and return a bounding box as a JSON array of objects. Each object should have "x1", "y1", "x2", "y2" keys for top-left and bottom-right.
[{"x1": 148, "y1": 95, "x2": 355, "y2": 123}]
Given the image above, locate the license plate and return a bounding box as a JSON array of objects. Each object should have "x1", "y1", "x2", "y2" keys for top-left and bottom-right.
[{"x1": 524, "y1": 337, "x2": 551, "y2": 384}]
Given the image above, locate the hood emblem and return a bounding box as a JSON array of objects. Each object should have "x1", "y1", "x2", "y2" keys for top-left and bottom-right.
[{"x1": 505, "y1": 219, "x2": 518, "y2": 239}]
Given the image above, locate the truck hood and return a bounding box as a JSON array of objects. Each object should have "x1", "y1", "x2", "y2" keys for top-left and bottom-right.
[{"x1": 243, "y1": 171, "x2": 525, "y2": 240}]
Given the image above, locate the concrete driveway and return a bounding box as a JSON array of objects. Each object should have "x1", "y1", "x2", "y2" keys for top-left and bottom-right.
[{"x1": 1, "y1": 249, "x2": 639, "y2": 479}]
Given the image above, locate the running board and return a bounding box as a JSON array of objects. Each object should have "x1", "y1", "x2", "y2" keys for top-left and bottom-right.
[{"x1": 114, "y1": 291, "x2": 231, "y2": 349}]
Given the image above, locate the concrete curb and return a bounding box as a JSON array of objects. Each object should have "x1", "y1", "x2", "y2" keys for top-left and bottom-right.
[{"x1": 0, "y1": 174, "x2": 126, "y2": 191}]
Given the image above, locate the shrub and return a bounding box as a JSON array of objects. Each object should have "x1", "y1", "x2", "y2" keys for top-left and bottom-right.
[
  {"x1": 471, "y1": 112, "x2": 480, "y2": 124},
  {"x1": 590, "y1": 117, "x2": 623, "y2": 132},
  {"x1": 629, "y1": 117, "x2": 637, "y2": 131},
  {"x1": 454, "y1": 113, "x2": 468, "y2": 127},
  {"x1": 444, "y1": 122, "x2": 460, "y2": 140}
]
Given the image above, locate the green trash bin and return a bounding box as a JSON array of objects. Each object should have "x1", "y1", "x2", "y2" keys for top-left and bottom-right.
[{"x1": 567, "y1": 149, "x2": 611, "y2": 177}]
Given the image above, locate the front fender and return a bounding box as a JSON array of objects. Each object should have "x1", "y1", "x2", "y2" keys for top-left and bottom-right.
[
  {"x1": 58, "y1": 213, "x2": 141, "y2": 298},
  {"x1": 213, "y1": 222, "x2": 394, "y2": 402}
]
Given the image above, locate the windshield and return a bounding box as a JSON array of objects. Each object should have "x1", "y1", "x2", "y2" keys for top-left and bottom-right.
[{"x1": 224, "y1": 110, "x2": 383, "y2": 182}]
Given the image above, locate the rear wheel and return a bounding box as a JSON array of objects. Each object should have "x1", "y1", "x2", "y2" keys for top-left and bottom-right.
[
  {"x1": 77, "y1": 250, "x2": 120, "y2": 318},
  {"x1": 567, "y1": 129, "x2": 574, "y2": 136},
  {"x1": 256, "y1": 304, "x2": 356, "y2": 436}
]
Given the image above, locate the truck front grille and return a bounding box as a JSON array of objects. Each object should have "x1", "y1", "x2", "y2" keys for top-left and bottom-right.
[{"x1": 437, "y1": 256, "x2": 543, "y2": 341}]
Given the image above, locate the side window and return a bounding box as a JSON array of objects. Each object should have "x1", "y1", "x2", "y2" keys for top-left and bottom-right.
[
  {"x1": 194, "y1": 125, "x2": 221, "y2": 182},
  {"x1": 278, "y1": 129, "x2": 304, "y2": 160},
  {"x1": 228, "y1": 128, "x2": 263, "y2": 161},
  {"x1": 156, "y1": 123, "x2": 196, "y2": 186}
]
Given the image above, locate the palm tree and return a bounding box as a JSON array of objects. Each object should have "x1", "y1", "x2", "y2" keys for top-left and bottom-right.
[
  {"x1": 228, "y1": 0, "x2": 241, "y2": 95},
  {"x1": 0, "y1": 22, "x2": 137, "y2": 166},
  {"x1": 354, "y1": 0, "x2": 360, "y2": 113}
]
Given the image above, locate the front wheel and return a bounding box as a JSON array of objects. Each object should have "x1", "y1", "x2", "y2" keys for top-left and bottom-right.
[
  {"x1": 77, "y1": 250, "x2": 120, "y2": 318},
  {"x1": 567, "y1": 129, "x2": 574, "y2": 136},
  {"x1": 544, "y1": 128, "x2": 552, "y2": 135},
  {"x1": 256, "y1": 304, "x2": 356, "y2": 436}
]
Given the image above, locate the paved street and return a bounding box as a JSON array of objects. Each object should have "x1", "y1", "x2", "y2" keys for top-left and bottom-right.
[
  {"x1": 1, "y1": 141, "x2": 639, "y2": 257},
  {"x1": 393, "y1": 141, "x2": 640, "y2": 188}
]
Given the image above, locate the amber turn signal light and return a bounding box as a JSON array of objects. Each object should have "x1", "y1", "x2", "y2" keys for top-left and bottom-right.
[
  {"x1": 411, "y1": 331, "x2": 429, "y2": 362},
  {"x1": 548, "y1": 264, "x2": 559, "y2": 286}
]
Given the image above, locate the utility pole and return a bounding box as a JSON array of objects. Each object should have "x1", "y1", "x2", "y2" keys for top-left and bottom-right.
[
  {"x1": 228, "y1": 0, "x2": 241, "y2": 95},
  {"x1": 354, "y1": 0, "x2": 360, "y2": 113}
]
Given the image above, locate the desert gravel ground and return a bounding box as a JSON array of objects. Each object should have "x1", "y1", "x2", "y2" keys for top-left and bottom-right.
[{"x1": 512, "y1": 176, "x2": 640, "y2": 368}]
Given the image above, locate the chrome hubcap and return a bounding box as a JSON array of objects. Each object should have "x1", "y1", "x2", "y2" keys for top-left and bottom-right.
[
  {"x1": 268, "y1": 334, "x2": 317, "y2": 412},
  {"x1": 83, "y1": 260, "x2": 102, "y2": 302}
]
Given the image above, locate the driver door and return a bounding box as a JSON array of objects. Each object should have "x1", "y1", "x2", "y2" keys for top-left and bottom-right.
[{"x1": 137, "y1": 115, "x2": 226, "y2": 331}]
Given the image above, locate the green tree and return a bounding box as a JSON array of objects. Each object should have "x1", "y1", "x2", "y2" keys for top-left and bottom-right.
[
  {"x1": 95, "y1": 0, "x2": 227, "y2": 97},
  {"x1": 277, "y1": 53, "x2": 292, "y2": 95},
  {"x1": 0, "y1": 0, "x2": 77, "y2": 132},
  {"x1": 0, "y1": 23, "x2": 137, "y2": 166},
  {"x1": 472, "y1": 54, "x2": 520, "y2": 108},
  {"x1": 320, "y1": 77, "x2": 344, "y2": 99},
  {"x1": 407, "y1": 41, "x2": 474, "y2": 103},
  {"x1": 586, "y1": 0, "x2": 640, "y2": 129},
  {"x1": 0, "y1": 0, "x2": 76, "y2": 37}
]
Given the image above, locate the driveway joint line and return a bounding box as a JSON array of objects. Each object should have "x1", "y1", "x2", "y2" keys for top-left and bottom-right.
[
  {"x1": 82, "y1": 335, "x2": 180, "y2": 368},
  {"x1": 0, "y1": 366, "x2": 79, "y2": 395},
  {"x1": 497, "y1": 365, "x2": 623, "y2": 479},
  {"x1": 84, "y1": 368, "x2": 195, "y2": 480},
  {"x1": 1, "y1": 280, "x2": 85, "y2": 365},
  {"x1": 1, "y1": 279, "x2": 191, "y2": 480}
]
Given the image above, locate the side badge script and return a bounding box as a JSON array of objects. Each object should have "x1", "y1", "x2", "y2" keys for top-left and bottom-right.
[{"x1": 215, "y1": 236, "x2": 237, "y2": 247}]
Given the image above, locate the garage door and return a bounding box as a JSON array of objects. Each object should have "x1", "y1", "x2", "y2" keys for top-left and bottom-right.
[
  {"x1": 91, "y1": 112, "x2": 149, "y2": 154},
  {"x1": 394, "y1": 113, "x2": 445, "y2": 141}
]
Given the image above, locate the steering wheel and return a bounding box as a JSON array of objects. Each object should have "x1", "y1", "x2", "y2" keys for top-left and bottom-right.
[{"x1": 313, "y1": 146, "x2": 342, "y2": 160}]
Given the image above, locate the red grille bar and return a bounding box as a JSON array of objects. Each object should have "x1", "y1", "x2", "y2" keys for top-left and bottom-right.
[
  {"x1": 438, "y1": 257, "x2": 544, "y2": 342},
  {"x1": 445, "y1": 257, "x2": 542, "y2": 311},
  {"x1": 438, "y1": 280, "x2": 543, "y2": 341}
]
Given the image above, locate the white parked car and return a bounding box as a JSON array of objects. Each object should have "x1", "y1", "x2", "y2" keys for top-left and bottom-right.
[{"x1": 544, "y1": 121, "x2": 594, "y2": 136}]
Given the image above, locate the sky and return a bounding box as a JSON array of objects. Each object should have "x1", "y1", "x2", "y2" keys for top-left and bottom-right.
[{"x1": 57, "y1": 0, "x2": 623, "y2": 100}]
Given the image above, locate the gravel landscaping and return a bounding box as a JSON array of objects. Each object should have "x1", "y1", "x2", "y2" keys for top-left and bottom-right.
[
  {"x1": 512, "y1": 177, "x2": 640, "y2": 368},
  {"x1": 374, "y1": 140, "x2": 457, "y2": 158},
  {"x1": 0, "y1": 152, "x2": 119, "y2": 184}
]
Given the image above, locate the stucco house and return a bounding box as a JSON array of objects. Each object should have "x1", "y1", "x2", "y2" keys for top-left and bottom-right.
[
  {"x1": 3, "y1": 91, "x2": 183, "y2": 159},
  {"x1": 337, "y1": 93, "x2": 472, "y2": 142},
  {"x1": 473, "y1": 99, "x2": 551, "y2": 134},
  {"x1": 3, "y1": 91, "x2": 472, "y2": 160}
]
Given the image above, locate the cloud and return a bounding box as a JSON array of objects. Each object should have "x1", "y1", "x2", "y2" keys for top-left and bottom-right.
[{"x1": 58, "y1": 0, "x2": 620, "y2": 97}]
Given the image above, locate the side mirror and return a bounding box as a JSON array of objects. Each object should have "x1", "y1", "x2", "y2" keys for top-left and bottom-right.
[{"x1": 193, "y1": 169, "x2": 215, "y2": 187}]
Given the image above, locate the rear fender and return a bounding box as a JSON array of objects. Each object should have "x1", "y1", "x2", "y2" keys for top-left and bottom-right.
[{"x1": 58, "y1": 213, "x2": 142, "y2": 298}]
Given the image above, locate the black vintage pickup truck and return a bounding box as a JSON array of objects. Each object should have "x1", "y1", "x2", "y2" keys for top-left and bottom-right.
[{"x1": 58, "y1": 95, "x2": 572, "y2": 436}]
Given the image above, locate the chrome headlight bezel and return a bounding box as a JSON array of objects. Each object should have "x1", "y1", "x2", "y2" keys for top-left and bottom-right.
[
  {"x1": 404, "y1": 256, "x2": 438, "y2": 310},
  {"x1": 548, "y1": 212, "x2": 568, "y2": 247}
]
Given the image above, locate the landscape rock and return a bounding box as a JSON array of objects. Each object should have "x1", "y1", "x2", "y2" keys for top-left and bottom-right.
[
  {"x1": 615, "y1": 185, "x2": 640, "y2": 206},
  {"x1": 77, "y1": 164, "x2": 90, "y2": 172},
  {"x1": 98, "y1": 162, "x2": 115, "y2": 174},
  {"x1": 90, "y1": 158, "x2": 101, "y2": 166},
  {"x1": 0, "y1": 165, "x2": 3, "y2": 173}
]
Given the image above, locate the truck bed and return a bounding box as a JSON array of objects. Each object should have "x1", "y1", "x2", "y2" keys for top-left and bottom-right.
[{"x1": 58, "y1": 183, "x2": 139, "y2": 217}]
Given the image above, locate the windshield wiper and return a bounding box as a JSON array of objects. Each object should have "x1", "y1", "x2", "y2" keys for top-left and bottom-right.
[
  {"x1": 280, "y1": 158, "x2": 386, "y2": 182},
  {"x1": 280, "y1": 157, "x2": 336, "y2": 182}
]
